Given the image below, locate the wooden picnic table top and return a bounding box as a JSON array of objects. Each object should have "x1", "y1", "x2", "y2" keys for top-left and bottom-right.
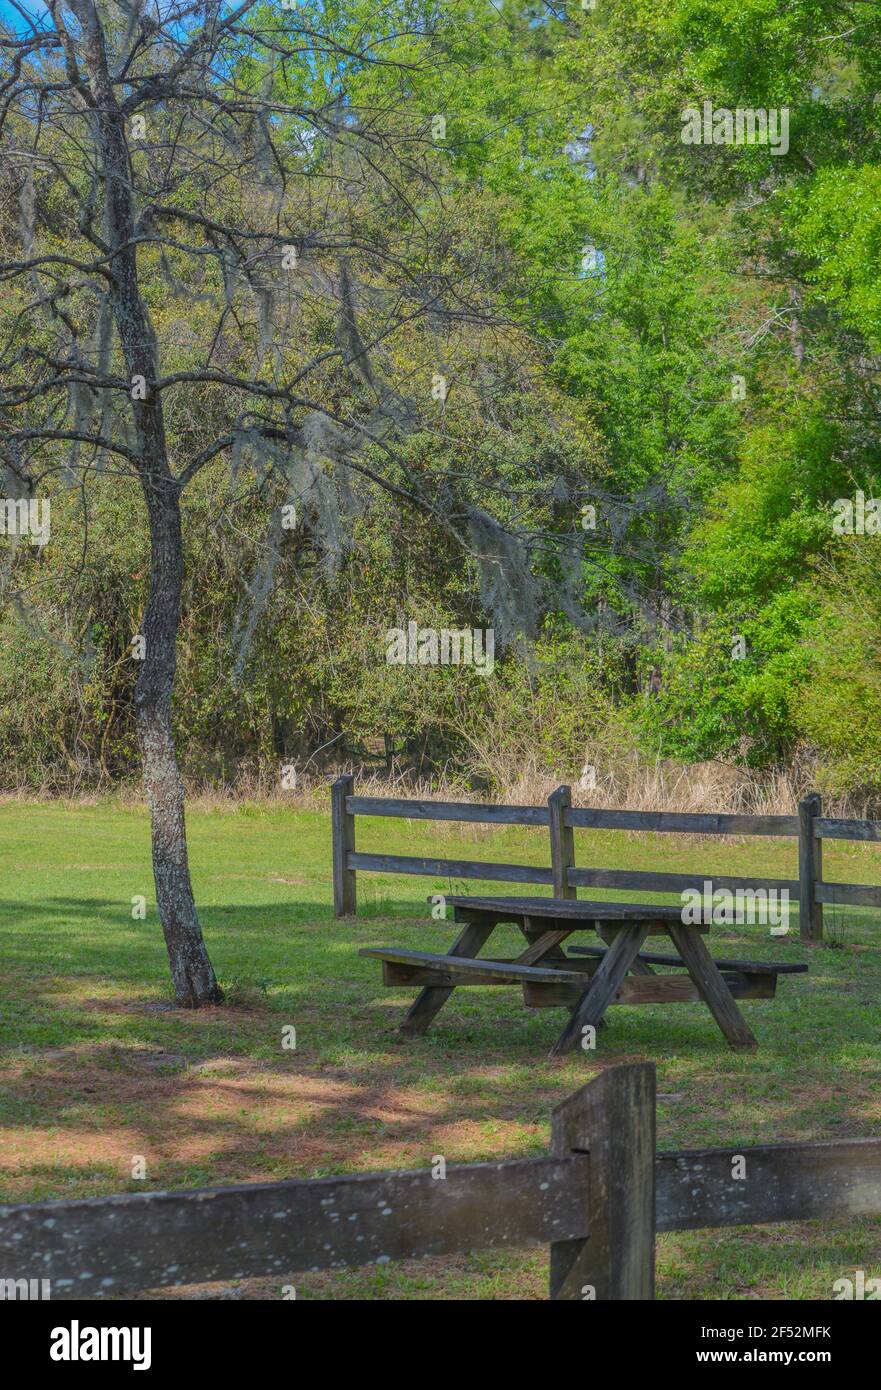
[{"x1": 445, "y1": 895, "x2": 713, "y2": 925}]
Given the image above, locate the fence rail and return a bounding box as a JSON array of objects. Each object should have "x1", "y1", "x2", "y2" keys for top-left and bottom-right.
[
  {"x1": 564, "y1": 808, "x2": 799, "y2": 836},
  {"x1": 333, "y1": 779, "x2": 881, "y2": 942},
  {"x1": 2, "y1": 1063, "x2": 879, "y2": 1300},
  {"x1": 348, "y1": 851, "x2": 553, "y2": 885},
  {"x1": 816, "y1": 817, "x2": 881, "y2": 843},
  {"x1": 0, "y1": 1156, "x2": 587, "y2": 1300},
  {"x1": 346, "y1": 795, "x2": 549, "y2": 827},
  {"x1": 655, "y1": 1136, "x2": 881, "y2": 1232}
]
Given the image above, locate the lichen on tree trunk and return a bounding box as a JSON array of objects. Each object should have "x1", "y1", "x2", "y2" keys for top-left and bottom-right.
[
  {"x1": 134, "y1": 479, "x2": 222, "y2": 1008},
  {"x1": 138, "y1": 696, "x2": 222, "y2": 1007},
  {"x1": 134, "y1": 479, "x2": 222, "y2": 1006}
]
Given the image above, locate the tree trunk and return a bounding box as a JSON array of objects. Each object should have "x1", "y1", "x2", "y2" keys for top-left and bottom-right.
[
  {"x1": 135, "y1": 479, "x2": 222, "y2": 1007},
  {"x1": 74, "y1": 0, "x2": 222, "y2": 1004}
]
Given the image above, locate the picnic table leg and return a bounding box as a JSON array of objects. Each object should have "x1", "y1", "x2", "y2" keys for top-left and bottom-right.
[
  {"x1": 597, "y1": 924, "x2": 656, "y2": 975},
  {"x1": 548, "y1": 924, "x2": 651, "y2": 1058},
  {"x1": 516, "y1": 917, "x2": 573, "y2": 966},
  {"x1": 399, "y1": 916, "x2": 496, "y2": 1037},
  {"x1": 519, "y1": 918, "x2": 607, "y2": 1029},
  {"x1": 666, "y1": 922, "x2": 758, "y2": 1051}
]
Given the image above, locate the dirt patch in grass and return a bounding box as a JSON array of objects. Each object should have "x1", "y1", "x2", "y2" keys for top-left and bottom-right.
[
  {"x1": 129, "y1": 1251, "x2": 547, "y2": 1301},
  {"x1": 0, "y1": 1045, "x2": 549, "y2": 1200}
]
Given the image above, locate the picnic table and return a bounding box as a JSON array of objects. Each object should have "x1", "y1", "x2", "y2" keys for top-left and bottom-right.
[{"x1": 360, "y1": 895, "x2": 807, "y2": 1057}]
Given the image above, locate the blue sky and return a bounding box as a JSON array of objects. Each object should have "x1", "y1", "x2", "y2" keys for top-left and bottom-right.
[{"x1": 1, "y1": 0, "x2": 51, "y2": 29}]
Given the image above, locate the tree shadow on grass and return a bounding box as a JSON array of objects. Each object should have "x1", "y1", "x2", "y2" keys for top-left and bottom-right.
[{"x1": 1, "y1": 895, "x2": 880, "y2": 1222}]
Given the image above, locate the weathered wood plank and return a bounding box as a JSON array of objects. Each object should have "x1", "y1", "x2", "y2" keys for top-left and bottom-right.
[
  {"x1": 569, "y1": 944, "x2": 808, "y2": 974},
  {"x1": 516, "y1": 928, "x2": 574, "y2": 966},
  {"x1": 520, "y1": 916, "x2": 574, "y2": 966},
  {"x1": 0, "y1": 1156, "x2": 589, "y2": 1300},
  {"x1": 548, "y1": 924, "x2": 652, "y2": 1057},
  {"x1": 548, "y1": 785, "x2": 577, "y2": 899},
  {"x1": 331, "y1": 774, "x2": 357, "y2": 916},
  {"x1": 348, "y1": 852, "x2": 553, "y2": 885},
  {"x1": 816, "y1": 880, "x2": 881, "y2": 907},
  {"x1": 815, "y1": 816, "x2": 881, "y2": 842},
  {"x1": 625, "y1": 956, "x2": 656, "y2": 976},
  {"x1": 347, "y1": 797, "x2": 802, "y2": 837},
  {"x1": 445, "y1": 895, "x2": 708, "y2": 922},
  {"x1": 361, "y1": 946, "x2": 588, "y2": 985},
  {"x1": 385, "y1": 959, "x2": 597, "y2": 988},
  {"x1": 523, "y1": 972, "x2": 776, "y2": 1009},
  {"x1": 550, "y1": 1063, "x2": 655, "y2": 1300},
  {"x1": 615, "y1": 971, "x2": 777, "y2": 1004},
  {"x1": 596, "y1": 923, "x2": 654, "y2": 974},
  {"x1": 666, "y1": 923, "x2": 757, "y2": 1050},
  {"x1": 798, "y1": 792, "x2": 824, "y2": 943},
  {"x1": 346, "y1": 796, "x2": 549, "y2": 827},
  {"x1": 397, "y1": 917, "x2": 496, "y2": 1036},
  {"x1": 567, "y1": 867, "x2": 799, "y2": 895},
  {"x1": 596, "y1": 919, "x2": 705, "y2": 935},
  {"x1": 344, "y1": 800, "x2": 878, "y2": 850},
  {"x1": 449, "y1": 905, "x2": 504, "y2": 925},
  {"x1": 656, "y1": 1139, "x2": 881, "y2": 1232},
  {"x1": 563, "y1": 808, "x2": 799, "y2": 837}
]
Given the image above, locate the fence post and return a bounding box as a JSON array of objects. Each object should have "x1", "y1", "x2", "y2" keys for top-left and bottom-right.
[
  {"x1": 331, "y1": 774, "x2": 357, "y2": 917},
  {"x1": 549, "y1": 1062, "x2": 656, "y2": 1300},
  {"x1": 548, "y1": 784, "x2": 577, "y2": 899},
  {"x1": 798, "y1": 792, "x2": 823, "y2": 944}
]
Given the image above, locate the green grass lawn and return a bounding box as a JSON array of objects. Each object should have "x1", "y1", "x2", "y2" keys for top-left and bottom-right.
[{"x1": 1, "y1": 799, "x2": 880, "y2": 1300}]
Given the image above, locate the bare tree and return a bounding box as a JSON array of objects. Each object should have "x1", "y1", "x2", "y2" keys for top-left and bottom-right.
[{"x1": 0, "y1": 1, "x2": 555, "y2": 1002}]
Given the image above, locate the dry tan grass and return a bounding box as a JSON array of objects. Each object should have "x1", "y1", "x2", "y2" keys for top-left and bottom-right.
[{"x1": 1, "y1": 753, "x2": 864, "y2": 819}]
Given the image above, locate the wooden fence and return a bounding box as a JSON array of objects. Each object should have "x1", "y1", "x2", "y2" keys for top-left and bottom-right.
[
  {"x1": 2, "y1": 1063, "x2": 879, "y2": 1300},
  {"x1": 332, "y1": 778, "x2": 881, "y2": 943}
]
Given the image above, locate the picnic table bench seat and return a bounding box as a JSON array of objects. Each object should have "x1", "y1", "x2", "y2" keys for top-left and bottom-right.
[
  {"x1": 527, "y1": 942, "x2": 807, "y2": 1010},
  {"x1": 568, "y1": 943, "x2": 809, "y2": 975},
  {"x1": 359, "y1": 946, "x2": 592, "y2": 986}
]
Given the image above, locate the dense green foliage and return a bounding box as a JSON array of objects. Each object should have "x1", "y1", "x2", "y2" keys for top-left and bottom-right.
[{"x1": 2, "y1": 0, "x2": 880, "y2": 799}]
